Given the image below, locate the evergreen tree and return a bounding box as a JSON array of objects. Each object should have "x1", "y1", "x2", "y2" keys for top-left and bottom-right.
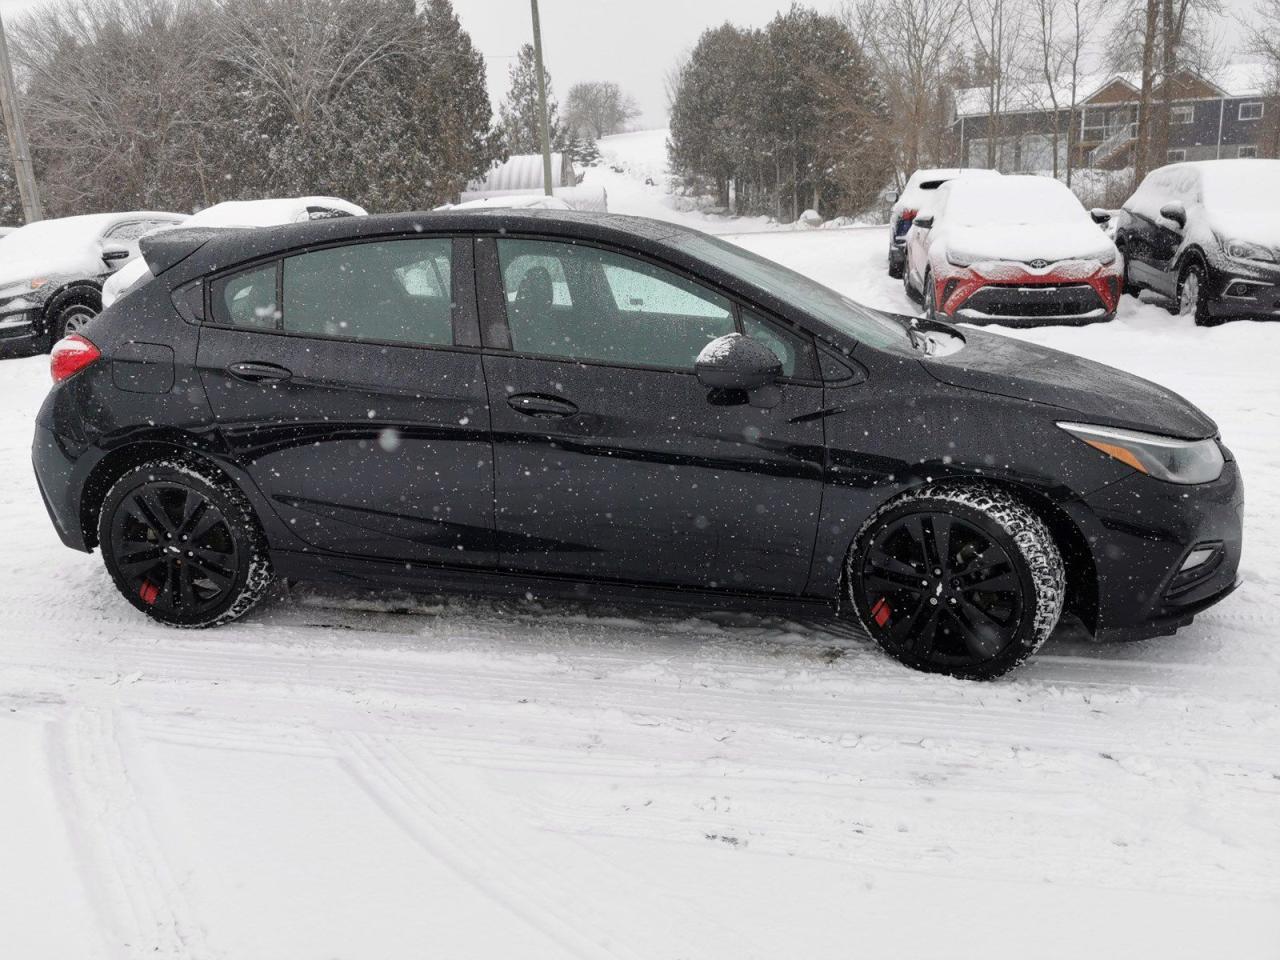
[
  {"x1": 417, "y1": 0, "x2": 500, "y2": 205},
  {"x1": 575, "y1": 136, "x2": 602, "y2": 167},
  {"x1": 497, "y1": 42, "x2": 563, "y2": 156}
]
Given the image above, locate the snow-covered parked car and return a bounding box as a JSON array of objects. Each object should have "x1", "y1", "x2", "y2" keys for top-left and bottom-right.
[
  {"x1": 1115, "y1": 159, "x2": 1280, "y2": 326},
  {"x1": 903, "y1": 174, "x2": 1121, "y2": 327},
  {"x1": 101, "y1": 197, "x2": 367, "y2": 308},
  {"x1": 887, "y1": 168, "x2": 999, "y2": 278},
  {"x1": 0, "y1": 211, "x2": 186, "y2": 356}
]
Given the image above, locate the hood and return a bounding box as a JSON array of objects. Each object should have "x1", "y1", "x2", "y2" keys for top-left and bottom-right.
[
  {"x1": 947, "y1": 220, "x2": 1114, "y2": 264},
  {"x1": 0, "y1": 253, "x2": 100, "y2": 289},
  {"x1": 920, "y1": 328, "x2": 1217, "y2": 439}
]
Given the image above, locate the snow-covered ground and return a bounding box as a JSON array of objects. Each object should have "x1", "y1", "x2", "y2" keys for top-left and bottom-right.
[{"x1": 2, "y1": 133, "x2": 1279, "y2": 958}]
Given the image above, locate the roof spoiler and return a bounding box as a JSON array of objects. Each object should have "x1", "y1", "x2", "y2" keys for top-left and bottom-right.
[{"x1": 139, "y1": 227, "x2": 229, "y2": 276}]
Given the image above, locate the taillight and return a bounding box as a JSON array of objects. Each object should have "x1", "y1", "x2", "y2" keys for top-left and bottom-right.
[
  {"x1": 895, "y1": 210, "x2": 918, "y2": 238},
  {"x1": 50, "y1": 334, "x2": 102, "y2": 384},
  {"x1": 901, "y1": 209, "x2": 918, "y2": 221}
]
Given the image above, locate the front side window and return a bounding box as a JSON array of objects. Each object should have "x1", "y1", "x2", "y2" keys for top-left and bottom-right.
[
  {"x1": 105, "y1": 221, "x2": 150, "y2": 242},
  {"x1": 741, "y1": 308, "x2": 816, "y2": 379},
  {"x1": 496, "y1": 238, "x2": 735, "y2": 370},
  {"x1": 282, "y1": 238, "x2": 453, "y2": 346},
  {"x1": 211, "y1": 264, "x2": 279, "y2": 330}
]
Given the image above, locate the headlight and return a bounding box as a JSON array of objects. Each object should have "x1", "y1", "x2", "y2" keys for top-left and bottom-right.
[
  {"x1": 1057, "y1": 422, "x2": 1224, "y2": 484},
  {"x1": 1224, "y1": 239, "x2": 1276, "y2": 263},
  {"x1": 946, "y1": 249, "x2": 979, "y2": 267},
  {"x1": 1089, "y1": 246, "x2": 1117, "y2": 265}
]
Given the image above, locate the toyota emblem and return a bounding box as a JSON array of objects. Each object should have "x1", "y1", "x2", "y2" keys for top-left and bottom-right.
[{"x1": 1028, "y1": 258, "x2": 1049, "y2": 269}]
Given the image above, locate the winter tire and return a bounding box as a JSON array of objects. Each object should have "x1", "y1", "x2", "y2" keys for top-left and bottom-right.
[
  {"x1": 1175, "y1": 259, "x2": 1218, "y2": 326},
  {"x1": 44, "y1": 289, "x2": 101, "y2": 351},
  {"x1": 888, "y1": 253, "x2": 904, "y2": 280},
  {"x1": 98, "y1": 458, "x2": 274, "y2": 627},
  {"x1": 846, "y1": 482, "x2": 1066, "y2": 680}
]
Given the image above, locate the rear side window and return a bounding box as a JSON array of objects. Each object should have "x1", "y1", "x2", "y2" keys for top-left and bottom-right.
[
  {"x1": 211, "y1": 264, "x2": 279, "y2": 329},
  {"x1": 283, "y1": 238, "x2": 453, "y2": 346}
]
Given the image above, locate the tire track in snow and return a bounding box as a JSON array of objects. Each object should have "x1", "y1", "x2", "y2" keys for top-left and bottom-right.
[
  {"x1": 334, "y1": 731, "x2": 637, "y2": 960},
  {"x1": 48, "y1": 709, "x2": 214, "y2": 960}
]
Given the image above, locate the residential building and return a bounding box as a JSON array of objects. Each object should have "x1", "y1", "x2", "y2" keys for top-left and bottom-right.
[{"x1": 951, "y1": 64, "x2": 1276, "y2": 173}]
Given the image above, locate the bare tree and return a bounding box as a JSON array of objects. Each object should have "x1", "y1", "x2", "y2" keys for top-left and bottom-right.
[
  {"x1": 845, "y1": 0, "x2": 963, "y2": 180},
  {"x1": 966, "y1": 0, "x2": 1027, "y2": 169},
  {"x1": 1237, "y1": 0, "x2": 1280, "y2": 156},
  {"x1": 1027, "y1": 0, "x2": 1102, "y2": 181},
  {"x1": 564, "y1": 81, "x2": 639, "y2": 140}
]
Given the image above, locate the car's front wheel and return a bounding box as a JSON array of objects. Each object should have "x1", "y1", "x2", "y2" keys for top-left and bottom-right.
[
  {"x1": 1176, "y1": 259, "x2": 1219, "y2": 326},
  {"x1": 846, "y1": 483, "x2": 1065, "y2": 680},
  {"x1": 98, "y1": 458, "x2": 274, "y2": 627}
]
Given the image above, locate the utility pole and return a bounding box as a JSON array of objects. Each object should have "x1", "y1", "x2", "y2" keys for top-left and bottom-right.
[
  {"x1": 0, "y1": 12, "x2": 43, "y2": 223},
  {"x1": 529, "y1": 0, "x2": 554, "y2": 197}
]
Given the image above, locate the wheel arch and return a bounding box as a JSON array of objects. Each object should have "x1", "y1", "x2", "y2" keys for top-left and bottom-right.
[
  {"x1": 842, "y1": 472, "x2": 1099, "y2": 635},
  {"x1": 39, "y1": 281, "x2": 104, "y2": 335},
  {"x1": 79, "y1": 438, "x2": 244, "y2": 550}
]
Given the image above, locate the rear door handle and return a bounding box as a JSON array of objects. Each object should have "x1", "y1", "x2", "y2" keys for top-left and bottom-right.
[
  {"x1": 228, "y1": 361, "x2": 292, "y2": 383},
  {"x1": 507, "y1": 393, "x2": 578, "y2": 418}
]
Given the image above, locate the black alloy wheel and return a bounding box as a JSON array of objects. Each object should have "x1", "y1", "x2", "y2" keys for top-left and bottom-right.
[
  {"x1": 848, "y1": 484, "x2": 1064, "y2": 679},
  {"x1": 99, "y1": 459, "x2": 272, "y2": 626}
]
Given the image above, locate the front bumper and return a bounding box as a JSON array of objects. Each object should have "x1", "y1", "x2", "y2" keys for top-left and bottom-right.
[
  {"x1": 1208, "y1": 272, "x2": 1280, "y2": 320},
  {"x1": 938, "y1": 260, "x2": 1121, "y2": 327},
  {"x1": 1076, "y1": 457, "x2": 1243, "y2": 641},
  {"x1": 0, "y1": 308, "x2": 45, "y2": 358}
]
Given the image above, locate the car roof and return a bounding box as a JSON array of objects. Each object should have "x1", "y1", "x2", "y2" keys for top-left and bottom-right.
[{"x1": 146, "y1": 209, "x2": 701, "y2": 280}]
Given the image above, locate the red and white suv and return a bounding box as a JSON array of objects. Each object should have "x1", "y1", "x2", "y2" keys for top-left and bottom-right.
[{"x1": 903, "y1": 174, "x2": 1121, "y2": 327}]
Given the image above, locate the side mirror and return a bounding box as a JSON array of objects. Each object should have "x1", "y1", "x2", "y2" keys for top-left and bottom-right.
[
  {"x1": 695, "y1": 333, "x2": 782, "y2": 392},
  {"x1": 101, "y1": 243, "x2": 132, "y2": 264},
  {"x1": 1090, "y1": 208, "x2": 1112, "y2": 225},
  {"x1": 1158, "y1": 202, "x2": 1186, "y2": 229},
  {"x1": 890, "y1": 191, "x2": 900, "y2": 204},
  {"x1": 913, "y1": 215, "x2": 934, "y2": 230}
]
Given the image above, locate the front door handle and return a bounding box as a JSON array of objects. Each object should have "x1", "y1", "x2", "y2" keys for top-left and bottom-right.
[
  {"x1": 228, "y1": 361, "x2": 292, "y2": 383},
  {"x1": 507, "y1": 393, "x2": 578, "y2": 418}
]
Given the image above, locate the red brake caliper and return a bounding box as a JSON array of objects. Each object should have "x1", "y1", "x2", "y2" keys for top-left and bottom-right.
[
  {"x1": 138, "y1": 580, "x2": 160, "y2": 605},
  {"x1": 870, "y1": 597, "x2": 892, "y2": 627}
]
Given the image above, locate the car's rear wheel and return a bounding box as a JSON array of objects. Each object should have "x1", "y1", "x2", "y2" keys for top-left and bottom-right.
[
  {"x1": 846, "y1": 483, "x2": 1065, "y2": 680},
  {"x1": 98, "y1": 458, "x2": 273, "y2": 627},
  {"x1": 1120, "y1": 251, "x2": 1141, "y2": 297},
  {"x1": 888, "y1": 248, "x2": 904, "y2": 280},
  {"x1": 43, "y1": 291, "x2": 101, "y2": 351}
]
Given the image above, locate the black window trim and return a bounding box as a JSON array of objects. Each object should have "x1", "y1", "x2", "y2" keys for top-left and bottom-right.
[
  {"x1": 200, "y1": 233, "x2": 483, "y2": 353},
  {"x1": 476, "y1": 231, "x2": 824, "y2": 385}
]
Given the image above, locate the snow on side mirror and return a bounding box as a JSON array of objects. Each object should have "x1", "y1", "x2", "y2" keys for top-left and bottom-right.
[
  {"x1": 913, "y1": 214, "x2": 934, "y2": 230},
  {"x1": 1090, "y1": 208, "x2": 1112, "y2": 225},
  {"x1": 101, "y1": 243, "x2": 132, "y2": 264},
  {"x1": 1159, "y1": 202, "x2": 1186, "y2": 229},
  {"x1": 696, "y1": 333, "x2": 782, "y2": 393}
]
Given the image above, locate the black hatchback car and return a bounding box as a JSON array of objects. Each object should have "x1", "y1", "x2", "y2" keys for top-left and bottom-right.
[{"x1": 32, "y1": 210, "x2": 1243, "y2": 679}]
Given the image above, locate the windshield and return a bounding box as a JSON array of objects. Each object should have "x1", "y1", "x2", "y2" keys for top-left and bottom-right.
[{"x1": 668, "y1": 233, "x2": 909, "y2": 349}]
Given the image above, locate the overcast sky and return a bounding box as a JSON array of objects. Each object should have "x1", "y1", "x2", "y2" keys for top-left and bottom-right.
[{"x1": 0, "y1": 0, "x2": 1261, "y2": 130}]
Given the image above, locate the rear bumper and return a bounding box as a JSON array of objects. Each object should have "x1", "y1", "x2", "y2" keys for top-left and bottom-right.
[
  {"x1": 1077, "y1": 457, "x2": 1243, "y2": 641},
  {"x1": 33, "y1": 422, "x2": 93, "y2": 551}
]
